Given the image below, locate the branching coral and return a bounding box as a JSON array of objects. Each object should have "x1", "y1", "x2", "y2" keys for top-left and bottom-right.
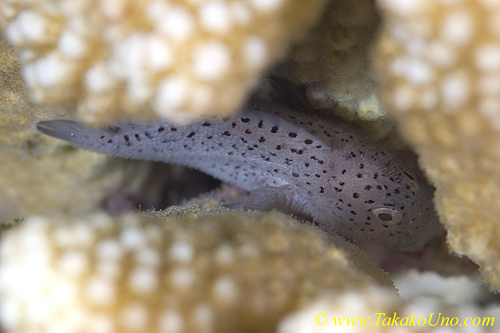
[
  {"x1": 2, "y1": 0, "x2": 500, "y2": 331},
  {"x1": 275, "y1": 0, "x2": 386, "y2": 122},
  {"x1": 375, "y1": 0, "x2": 500, "y2": 291},
  {"x1": 0, "y1": 36, "x2": 161, "y2": 222},
  {"x1": 0, "y1": 0, "x2": 328, "y2": 124},
  {"x1": 278, "y1": 285, "x2": 500, "y2": 333},
  {"x1": 0, "y1": 207, "x2": 393, "y2": 333}
]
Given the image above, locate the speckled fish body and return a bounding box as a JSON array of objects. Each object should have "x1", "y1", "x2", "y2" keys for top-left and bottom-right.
[{"x1": 37, "y1": 102, "x2": 439, "y2": 251}]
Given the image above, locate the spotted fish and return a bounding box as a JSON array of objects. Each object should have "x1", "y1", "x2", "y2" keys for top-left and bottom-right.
[{"x1": 36, "y1": 103, "x2": 439, "y2": 251}]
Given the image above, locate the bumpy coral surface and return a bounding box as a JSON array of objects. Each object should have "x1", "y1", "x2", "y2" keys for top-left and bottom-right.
[
  {"x1": 375, "y1": 0, "x2": 500, "y2": 291},
  {"x1": 0, "y1": 0, "x2": 327, "y2": 124},
  {"x1": 276, "y1": 0, "x2": 386, "y2": 122},
  {"x1": 3, "y1": 0, "x2": 500, "y2": 331},
  {"x1": 0, "y1": 36, "x2": 135, "y2": 222},
  {"x1": 0, "y1": 208, "x2": 393, "y2": 333},
  {"x1": 278, "y1": 286, "x2": 500, "y2": 333}
]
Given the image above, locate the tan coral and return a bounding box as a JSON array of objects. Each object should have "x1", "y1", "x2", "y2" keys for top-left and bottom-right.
[
  {"x1": 278, "y1": 285, "x2": 500, "y2": 332},
  {"x1": 0, "y1": 36, "x2": 147, "y2": 222},
  {"x1": 0, "y1": 207, "x2": 394, "y2": 333},
  {"x1": 374, "y1": 0, "x2": 500, "y2": 291},
  {"x1": 276, "y1": 0, "x2": 387, "y2": 122},
  {"x1": 0, "y1": 0, "x2": 328, "y2": 125}
]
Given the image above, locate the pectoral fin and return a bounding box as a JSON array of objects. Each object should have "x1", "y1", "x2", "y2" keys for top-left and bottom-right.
[{"x1": 242, "y1": 185, "x2": 310, "y2": 220}]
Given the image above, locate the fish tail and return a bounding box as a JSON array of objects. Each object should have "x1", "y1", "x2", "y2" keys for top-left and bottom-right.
[{"x1": 36, "y1": 120, "x2": 99, "y2": 142}]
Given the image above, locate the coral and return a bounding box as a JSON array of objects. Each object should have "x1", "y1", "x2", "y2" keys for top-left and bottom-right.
[
  {"x1": 0, "y1": 36, "x2": 148, "y2": 222},
  {"x1": 374, "y1": 0, "x2": 500, "y2": 291},
  {"x1": 392, "y1": 269, "x2": 494, "y2": 304},
  {"x1": 275, "y1": 0, "x2": 387, "y2": 122},
  {"x1": 0, "y1": 207, "x2": 393, "y2": 333},
  {"x1": 3, "y1": 0, "x2": 500, "y2": 331},
  {"x1": 278, "y1": 286, "x2": 500, "y2": 333},
  {"x1": 0, "y1": 0, "x2": 328, "y2": 125},
  {"x1": 278, "y1": 287, "x2": 400, "y2": 333}
]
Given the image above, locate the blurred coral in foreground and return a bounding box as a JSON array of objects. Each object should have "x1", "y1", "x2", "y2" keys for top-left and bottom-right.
[
  {"x1": 1, "y1": 0, "x2": 500, "y2": 332},
  {"x1": 0, "y1": 0, "x2": 327, "y2": 124},
  {"x1": 0, "y1": 36, "x2": 133, "y2": 222},
  {"x1": 375, "y1": 0, "x2": 500, "y2": 292},
  {"x1": 0, "y1": 208, "x2": 393, "y2": 333}
]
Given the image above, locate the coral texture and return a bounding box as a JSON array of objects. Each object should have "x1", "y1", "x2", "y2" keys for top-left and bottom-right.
[
  {"x1": 0, "y1": 35, "x2": 221, "y2": 221},
  {"x1": 278, "y1": 286, "x2": 500, "y2": 333},
  {"x1": 276, "y1": 0, "x2": 386, "y2": 122},
  {"x1": 0, "y1": 207, "x2": 393, "y2": 333},
  {"x1": 0, "y1": 36, "x2": 135, "y2": 222},
  {"x1": 0, "y1": 0, "x2": 328, "y2": 124},
  {"x1": 2, "y1": 0, "x2": 500, "y2": 331},
  {"x1": 375, "y1": 0, "x2": 500, "y2": 291}
]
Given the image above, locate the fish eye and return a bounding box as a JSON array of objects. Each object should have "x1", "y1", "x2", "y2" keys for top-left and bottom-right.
[{"x1": 372, "y1": 207, "x2": 402, "y2": 225}]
